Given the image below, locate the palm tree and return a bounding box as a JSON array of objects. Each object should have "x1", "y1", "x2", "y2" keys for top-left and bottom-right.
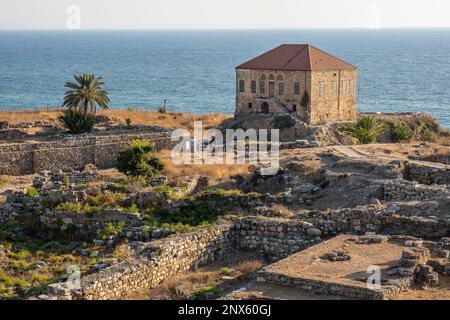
[
  {"x1": 342, "y1": 115, "x2": 386, "y2": 144},
  {"x1": 63, "y1": 74, "x2": 110, "y2": 115}
]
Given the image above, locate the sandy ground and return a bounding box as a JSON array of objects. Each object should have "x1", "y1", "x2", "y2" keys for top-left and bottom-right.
[
  {"x1": 222, "y1": 282, "x2": 346, "y2": 300},
  {"x1": 263, "y1": 235, "x2": 405, "y2": 288}
]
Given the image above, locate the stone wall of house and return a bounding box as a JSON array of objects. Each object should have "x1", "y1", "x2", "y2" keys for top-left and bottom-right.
[
  {"x1": 310, "y1": 69, "x2": 357, "y2": 125},
  {"x1": 406, "y1": 163, "x2": 450, "y2": 186},
  {"x1": 235, "y1": 68, "x2": 357, "y2": 125},
  {"x1": 0, "y1": 132, "x2": 173, "y2": 175},
  {"x1": 383, "y1": 180, "x2": 449, "y2": 201},
  {"x1": 235, "y1": 69, "x2": 311, "y2": 120}
]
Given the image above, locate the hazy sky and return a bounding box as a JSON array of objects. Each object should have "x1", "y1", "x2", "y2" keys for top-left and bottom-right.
[{"x1": 1, "y1": 0, "x2": 450, "y2": 30}]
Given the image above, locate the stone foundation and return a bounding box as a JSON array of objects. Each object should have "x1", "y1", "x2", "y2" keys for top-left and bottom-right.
[
  {"x1": 0, "y1": 131, "x2": 173, "y2": 175},
  {"x1": 383, "y1": 180, "x2": 449, "y2": 201},
  {"x1": 406, "y1": 163, "x2": 450, "y2": 185}
]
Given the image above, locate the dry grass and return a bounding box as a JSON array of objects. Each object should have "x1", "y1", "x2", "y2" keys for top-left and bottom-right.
[
  {"x1": 126, "y1": 252, "x2": 266, "y2": 300},
  {"x1": 159, "y1": 149, "x2": 251, "y2": 183},
  {"x1": 236, "y1": 259, "x2": 264, "y2": 274},
  {"x1": 0, "y1": 108, "x2": 231, "y2": 131},
  {"x1": 270, "y1": 204, "x2": 295, "y2": 218}
]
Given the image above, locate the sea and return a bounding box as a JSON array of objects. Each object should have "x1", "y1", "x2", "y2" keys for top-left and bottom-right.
[{"x1": 0, "y1": 29, "x2": 449, "y2": 127}]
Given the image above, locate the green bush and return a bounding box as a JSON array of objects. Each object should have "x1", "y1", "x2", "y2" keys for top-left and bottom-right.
[
  {"x1": 58, "y1": 110, "x2": 96, "y2": 134},
  {"x1": 391, "y1": 121, "x2": 413, "y2": 143},
  {"x1": 26, "y1": 188, "x2": 39, "y2": 197},
  {"x1": 55, "y1": 202, "x2": 82, "y2": 213},
  {"x1": 220, "y1": 267, "x2": 233, "y2": 276},
  {"x1": 191, "y1": 282, "x2": 219, "y2": 299},
  {"x1": 271, "y1": 115, "x2": 296, "y2": 130},
  {"x1": 342, "y1": 116, "x2": 386, "y2": 144},
  {"x1": 421, "y1": 129, "x2": 438, "y2": 142},
  {"x1": 116, "y1": 140, "x2": 165, "y2": 178}
]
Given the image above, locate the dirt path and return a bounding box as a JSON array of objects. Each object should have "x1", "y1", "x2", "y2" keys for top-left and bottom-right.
[{"x1": 333, "y1": 145, "x2": 449, "y2": 169}]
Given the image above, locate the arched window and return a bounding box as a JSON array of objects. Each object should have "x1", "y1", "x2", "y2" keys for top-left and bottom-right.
[
  {"x1": 259, "y1": 74, "x2": 267, "y2": 95},
  {"x1": 277, "y1": 75, "x2": 284, "y2": 95},
  {"x1": 269, "y1": 74, "x2": 275, "y2": 81}
]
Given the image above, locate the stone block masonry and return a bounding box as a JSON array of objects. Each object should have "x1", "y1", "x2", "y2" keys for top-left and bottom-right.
[
  {"x1": 49, "y1": 223, "x2": 237, "y2": 300},
  {"x1": 46, "y1": 211, "x2": 450, "y2": 300},
  {"x1": 0, "y1": 131, "x2": 174, "y2": 175},
  {"x1": 406, "y1": 163, "x2": 450, "y2": 185},
  {"x1": 383, "y1": 180, "x2": 449, "y2": 201}
]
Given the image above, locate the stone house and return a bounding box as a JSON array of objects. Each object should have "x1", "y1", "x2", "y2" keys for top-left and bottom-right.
[{"x1": 235, "y1": 44, "x2": 357, "y2": 125}]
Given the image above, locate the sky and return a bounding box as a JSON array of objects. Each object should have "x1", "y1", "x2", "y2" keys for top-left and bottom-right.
[{"x1": 1, "y1": 0, "x2": 450, "y2": 30}]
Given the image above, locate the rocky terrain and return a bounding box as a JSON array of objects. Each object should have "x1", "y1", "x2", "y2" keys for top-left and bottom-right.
[{"x1": 0, "y1": 111, "x2": 449, "y2": 300}]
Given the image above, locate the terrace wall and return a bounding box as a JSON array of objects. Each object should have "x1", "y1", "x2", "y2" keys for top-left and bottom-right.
[{"x1": 0, "y1": 132, "x2": 173, "y2": 175}]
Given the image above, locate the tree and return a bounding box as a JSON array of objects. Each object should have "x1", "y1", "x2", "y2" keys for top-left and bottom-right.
[
  {"x1": 300, "y1": 91, "x2": 310, "y2": 108},
  {"x1": 342, "y1": 115, "x2": 386, "y2": 144},
  {"x1": 116, "y1": 140, "x2": 165, "y2": 178},
  {"x1": 63, "y1": 74, "x2": 110, "y2": 116}
]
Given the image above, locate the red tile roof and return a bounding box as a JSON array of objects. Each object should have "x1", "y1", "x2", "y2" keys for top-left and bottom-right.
[{"x1": 236, "y1": 44, "x2": 356, "y2": 71}]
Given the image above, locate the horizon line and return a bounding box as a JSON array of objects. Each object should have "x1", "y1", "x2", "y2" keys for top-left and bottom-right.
[{"x1": 2, "y1": 26, "x2": 450, "y2": 31}]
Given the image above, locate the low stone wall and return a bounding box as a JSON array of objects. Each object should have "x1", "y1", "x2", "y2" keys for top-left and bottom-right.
[
  {"x1": 0, "y1": 131, "x2": 173, "y2": 175},
  {"x1": 45, "y1": 211, "x2": 450, "y2": 300},
  {"x1": 406, "y1": 163, "x2": 450, "y2": 185},
  {"x1": 258, "y1": 269, "x2": 412, "y2": 300},
  {"x1": 48, "y1": 223, "x2": 236, "y2": 300},
  {"x1": 383, "y1": 180, "x2": 449, "y2": 201},
  {"x1": 0, "y1": 190, "x2": 41, "y2": 224},
  {"x1": 302, "y1": 206, "x2": 449, "y2": 239},
  {"x1": 234, "y1": 217, "x2": 322, "y2": 259}
]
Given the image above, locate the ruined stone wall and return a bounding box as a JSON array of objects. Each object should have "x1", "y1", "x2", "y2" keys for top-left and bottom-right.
[
  {"x1": 406, "y1": 163, "x2": 450, "y2": 185},
  {"x1": 48, "y1": 223, "x2": 236, "y2": 300},
  {"x1": 234, "y1": 217, "x2": 322, "y2": 259},
  {"x1": 258, "y1": 267, "x2": 412, "y2": 300},
  {"x1": 384, "y1": 180, "x2": 449, "y2": 201},
  {"x1": 303, "y1": 206, "x2": 449, "y2": 239},
  {"x1": 0, "y1": 132, "x2": 173, "y2": 175},
  {"x1": 310, "y1": 69, "x2": 357, "y2": 125},
  {"x1": 46, "y1": 211, "x2": 450, "y2": 300}
]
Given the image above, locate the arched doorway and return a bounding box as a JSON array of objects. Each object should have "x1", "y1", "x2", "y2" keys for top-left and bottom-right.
[{"x1": 261, "y1": 102, "x2": 270, "y2": 114}]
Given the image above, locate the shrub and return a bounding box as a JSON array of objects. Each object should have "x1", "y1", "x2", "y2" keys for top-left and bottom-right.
[
  {"x1": 391, "y1": 121, "x2": 413, "y2": 143},
  {"x1": 191, "y1": 282, "x2": 219, "y2": 299},
  {"x1": 219, "y1": 267, "x2": 233, "y2": 276},
  {"x1": 125, "y1": 118, "x2": 132, "y2": 127},
  {"x1": 421, "y1": 129, "x2": 438, "y2": 142},
  {"x1": 59, "y1": 110, "x2": 96, "y2": 134},
  {"x1": 271, "y1": 115, "x2": 296, "y2": 130},
  {"x1": 55, "y1": 202, "x2": 82, "y2": 213},
  {"x1": 26, "y1": 188, "x2": 39, "y2": 197},
  {"x1": 123, "y1": 203, "x2": 139, "y2": 214},
  {"x1": 342, "y1": 116, "x2": 386, "y2": 144},
  {"x1": 99, "y1": 222, "x2": 125, "y2": 240},
  {"x1": 116, "y1": 140, "x2": 165, "y2": 178}
]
